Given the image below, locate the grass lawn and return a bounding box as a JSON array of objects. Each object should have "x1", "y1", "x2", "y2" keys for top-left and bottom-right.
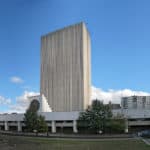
[{"x1": 1, "y1": 135, "x2": 150, "y2": 150}]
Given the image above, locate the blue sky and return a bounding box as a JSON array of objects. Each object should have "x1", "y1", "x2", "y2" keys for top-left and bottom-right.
[{"x1": 0, "y1": 0, "x2": 150, "y2": 112}]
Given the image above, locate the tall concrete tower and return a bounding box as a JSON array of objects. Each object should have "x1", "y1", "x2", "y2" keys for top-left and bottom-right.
[{"x1": 40, "y1": 22, "x2": 91, "y2": 112}]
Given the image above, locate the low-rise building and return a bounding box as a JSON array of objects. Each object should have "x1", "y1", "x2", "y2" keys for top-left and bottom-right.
[{"x1": 0, "y1": 96, "x2": 150, "y2": 133}]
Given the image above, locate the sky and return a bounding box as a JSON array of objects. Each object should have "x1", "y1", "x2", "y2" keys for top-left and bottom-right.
[{"x1": 0, "y1": 0, "x2": 150, "y2": 112}]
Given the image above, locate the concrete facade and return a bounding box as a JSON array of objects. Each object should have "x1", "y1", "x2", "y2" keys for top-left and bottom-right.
[
  {"x1": 0, "y1": 112, "x2": 79, "y2": 133},
  {"x1": 40, "y1": 22, "x2": 91, "y2": 112},
  {"x1": 28, "y1": 95, "x2": 52, "y2": 112},
  {"x1": 1, "y1": 109, "x2": 150, "y2": 133},
  {"x1": 121, "y1": 96, "x2": 150, "y2": 109}
]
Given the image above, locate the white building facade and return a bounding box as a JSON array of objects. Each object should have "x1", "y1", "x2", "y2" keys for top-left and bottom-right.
[
  {"x1": 1, "y1": 94, "x2": 150, "y2": 133},
  {"x1": 40, "y1": 22, "x2": 91, "y2": 112},
  {"x1": 0, "y1": 112, "x2": 79, "y2": 133},
  {"x1": 121, "y1": 96, "x2": 150, "y2": 109}
]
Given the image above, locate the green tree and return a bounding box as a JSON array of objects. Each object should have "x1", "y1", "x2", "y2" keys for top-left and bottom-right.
[
  {"x1": 108, "y1": 114, "x2": 126, "y2": 133},
  {"x1": 24, "y1": 109, "x2": 38, "y2": 132},
  {"x1": 78, "y1": 99, "x2": 112, "y2": 133},
  {"x1": 36, "y1": 115, "x2": 48, "y2": 133},
  {"x1": 24, "y1": 100, "x2": 48, "y2": 133}
]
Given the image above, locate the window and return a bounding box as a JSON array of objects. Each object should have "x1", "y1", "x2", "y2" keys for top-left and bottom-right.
[
  {"x1": 132, "y1": 96, "x2": 137, "y2": 109},
  {"x1": 142, "y1": 97, "x2": 146, "y2": 108}
]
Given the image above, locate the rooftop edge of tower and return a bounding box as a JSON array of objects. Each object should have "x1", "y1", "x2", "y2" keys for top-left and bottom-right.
[{"x1": 41, "y1": 22, "x2": 90, "y2": 39}]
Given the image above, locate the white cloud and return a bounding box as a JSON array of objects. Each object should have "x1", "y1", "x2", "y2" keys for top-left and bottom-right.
[
  {"x1": 10, "y1": 76, "x2": 24, "y2": 84},
  {"x1": 0, "y1": 95, "x2": 12, "y2": 114},
  {"x1": 91, "y1": 86, "x2": 150, "y2": 104},
  {"x1": 1, "y1": 86, "x2": 150, "y2": 113},
  {"x1": 0, "y1": 95, "x2": 11, "y2": 105},
  {"x1": 8, "y1": 91, "x2": 39, "y2": 113}
]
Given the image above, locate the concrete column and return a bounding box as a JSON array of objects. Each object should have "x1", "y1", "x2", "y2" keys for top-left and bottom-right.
[
  {"x1": 73, "y1": 120, "x2": 78, "y2": 133},
  {"x1": 51, "y1": 121, "x2": 56, "y2": 133},
  {"x1": 17, "y1": 121, "x2": 22, "y2": 132},
  {"x1": 4, "y1": 121, "x2": 8, "y2": 131},
  {"x1": 125, "y1": 119, "x2": 128, "y2": 133}
]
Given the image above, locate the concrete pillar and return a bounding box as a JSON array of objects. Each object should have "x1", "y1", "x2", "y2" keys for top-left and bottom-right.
[
  {"x1": 51, "y1": 121, "x2": 56, "y2": 133},
  {"x1": 125, "y1": 119, "x2": 128, "y2": 133},
  {"x1": 17, "y1": 121, "x2": 22, "y2": 132},
  {"x1": 73, "y1": 120, "x2": 78, "y2": 133},
  {"x1": 4, "y1": 121, "x2": 8, "y2": 131}
]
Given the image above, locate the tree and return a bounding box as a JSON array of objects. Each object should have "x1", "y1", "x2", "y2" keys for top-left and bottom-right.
[
  {"x1": 108, "y1": 114, "x2": 126, "y2": 133},
  {"x1": 24, "y1": 109, "x2": 38, "y2": 132},
  {"x1": 36, "y1": 115, "x2": 48, "y2": 133},
  {"x1": 78, "y1": 99, "x2": 112, "y2": 133},
  {"x1": 24, "y1": 99, "x2": 48, "y2": 133}
]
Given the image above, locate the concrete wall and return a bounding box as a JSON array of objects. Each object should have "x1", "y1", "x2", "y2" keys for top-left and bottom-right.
[
  {"x1": 40, "y1": 22, "x2": 91, "y2": 112},
  {"x1": 0, "y1": 112, "x2": 79, "y2": 122},
  {"x1": 121, "y1": 96, "x2": 150, "y2": 109},
  {"x1": 0, "y1": 112, "x2": 79, "y2": 133},
  {"x1": 0, "y1": 110, "x2": 150, "y2": 133}
]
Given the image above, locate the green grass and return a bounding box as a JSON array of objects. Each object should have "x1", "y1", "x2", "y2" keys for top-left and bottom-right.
[{"x1": 1, "y1": 135, "x2": 150, "y2": 150}]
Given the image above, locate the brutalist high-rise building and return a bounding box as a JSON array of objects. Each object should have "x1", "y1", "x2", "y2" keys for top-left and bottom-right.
[{"x1": 40, "y1": 22, "x2": 91, "y2": 112}]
